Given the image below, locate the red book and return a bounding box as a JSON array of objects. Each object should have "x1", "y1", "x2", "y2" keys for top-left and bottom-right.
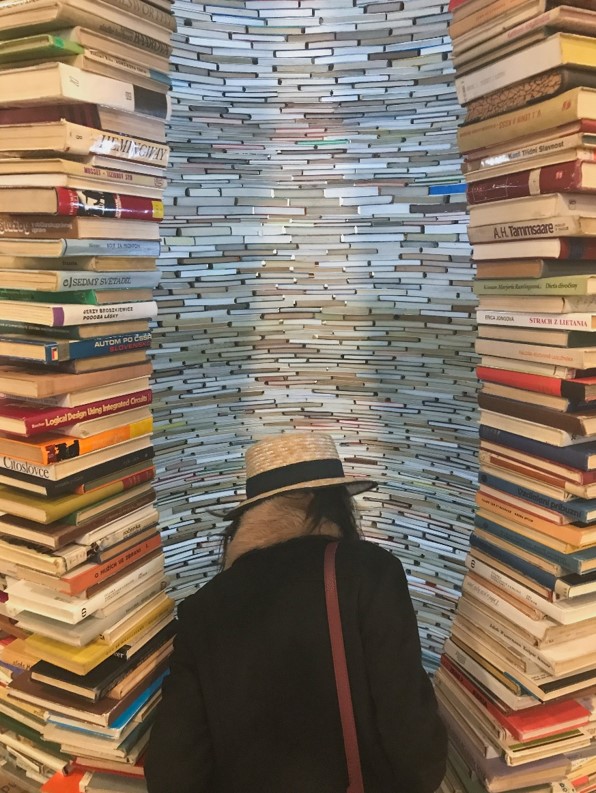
[
  {"x1": 75, "y1": 464, "x2": 156, "y2": 495},
  {"x1": 440, "y1": 654, "x2": 591, "y2": 741},
  {"x1": 448, "y1": 0, "x2": 470, "y2": 10},
  {"x1": 55, "y1": 188, "x2": 163, "y2": 221},
  {"x1": 0, "y1": 389, "x2": 152, "y2": 436},
  {"x1": 477, "y1": 366, "x2": 596, "y2": 402},
  {"x1": 42, "y1": 771, "x2": 86, "y2": 793},
  {"x1": 468, "y1": 161, "x2": 596, "y2": 205}
]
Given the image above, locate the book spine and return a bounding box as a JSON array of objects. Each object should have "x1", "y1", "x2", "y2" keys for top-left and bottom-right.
[
  {"x1": 466, "y1": 554, "x2": 558, "y2": 615},
  {"x1": 75, "y1": 464, "x2": 155, "y2": 495},
  {"x1": 468, "y1": 217, "x2": 586, "y2": 245},
  {"x1": 475, "y1": 514, "x2": 580, "y2": 574},
  {"x1": 53, "y1": 301, "x2": 158, "y2": 327},
  {"x1": 455, "y1": 36, "x2": 561, "y2": 104},
  {"x1": 449, "y1": 0, "x2": 526, "y2": 39},
  {"x1": 80, "y1": 506, "x2": 159, "y2": 548},
  {"x1": 55, "y1": 188, "x2": 164, "y2": 220},
  {"x1": 469, "y1": 533, "x2": 557, "y2": 589},
  {"x1": 58, "y1": 64, "x2": 136, "y2": 113},
  {"x1": 468, "y1": 162, "x2": 588, "y2": 205},
  {"x1": 62, "y1": 240, "x2": 161, "y2": 258},
  {"x1": 458, "y1": 94, "x2": 586, "y2": 154},
  {"x1": 475, "y1": 338, "x2": 592, "y2": 368},
  {"x1": 476, "y1": 309, "x2": 596, "y2": 330},
  {"x1": 474, "y1": 275, "x2": 592, "y2": 296},
  {"x1": 478, "y1": 391, "x2": 585, "y2": 433},
  {"x1": 57, "y1": 331, "x2": 153, "y2": 362},
  {"x1": 56, "y1": 272, "x2": 160, "y2": 290},
  {"x1": 84, "y1": 49, "x2": 171, "y2": 86},
  {"x1": 64, "y1": 126, "x2": 169, "y2": 168},
  {"x1": 19, "y1": 389, "x2": 153, "y2": 435},
  {"x1": 476, "y1": 366, "x2": 563, "y2": 396},
  {"x1": 91, "y1": 22, "x2": 171, "y2": 58},
  {"x1": 62, "y1": 533, "x2": 162, "y2": 596},
  {"x1": 479, "y1": 424, "x2": 595, "y2": 470},
  {"x1": 37, "y1": 417, "x2": 153, "y2": 464},
  {"x1": 97, "y1": 0, "x2": 176, "y2": 32},
  {"x1": 479, "y1": 471, "x2": 592, "y2": 521}
]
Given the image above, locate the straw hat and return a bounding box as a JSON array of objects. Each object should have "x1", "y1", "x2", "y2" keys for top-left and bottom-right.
[{"x1": 220, "y1": 432, "x2": 378, "y2": 519}]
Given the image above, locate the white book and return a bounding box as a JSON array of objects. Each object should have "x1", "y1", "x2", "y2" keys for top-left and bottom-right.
[
  {"x1": 443, "y1": 638, "x2": 537, "y2": 711},
  {"x1": 0, "y1": 299, "x2": 158, "y2": 327},
  {"x1": 477, "y1": 310, "x2": 596, "y2": 331},
  {"x1": 0, "y1": 435, "x2": 151, "y2": 482},
  {"x1": 4, "y1": 554, "x2": 164, "y2": 624},
  {"x1": 15, "y1": 576, "x2": 166, "y2": 646},
  {"x1": 76, "y1": 504, "x2": 158, "y2": 549},
  {"x1": 466, "y1": 554, "x2": 596, "y2": 625},
  {"x1": 469, "y1": 194, "x2": 596, "y2": 226},
  {"x1": 0, "y1": 269, "x2": 161, "y2": 291},
  {"x1": 34, "y1": 377, "x2": 151, "y2": 408}
]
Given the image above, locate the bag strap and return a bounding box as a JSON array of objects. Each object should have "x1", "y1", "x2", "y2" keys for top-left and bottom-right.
[{"x1": 324, "y1": 541, "x2": 365, "y2": 793}]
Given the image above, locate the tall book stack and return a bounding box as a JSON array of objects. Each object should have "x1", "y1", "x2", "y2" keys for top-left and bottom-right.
[
  {"x1": 153, "y1": 0, "x2": 477, "y2": 670},
  {"x1": 0, "y1": 1, "x2": 175, "y2": 791},
  {"x1": 441, "y1": 1, "x2": 596, "y2": 793}
]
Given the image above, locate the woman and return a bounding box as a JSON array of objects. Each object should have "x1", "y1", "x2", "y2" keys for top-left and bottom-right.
[{"x1": 145, "y1": 432, "x2": 447, "y2": 793}]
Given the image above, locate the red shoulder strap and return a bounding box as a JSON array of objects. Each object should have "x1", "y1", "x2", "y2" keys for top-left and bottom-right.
[{"x1": 324, "y1": 541, "x2": 365, "y2": 793}]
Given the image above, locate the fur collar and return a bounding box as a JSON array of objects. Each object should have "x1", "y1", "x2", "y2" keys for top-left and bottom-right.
[{"x1": 224, "y1": 493, "x2": 340, "y2": 569}]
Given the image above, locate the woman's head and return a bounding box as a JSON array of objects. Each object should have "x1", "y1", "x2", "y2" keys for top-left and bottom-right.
[{"x1": 221, "y1": 485, "x2": 361, "y2": 568}]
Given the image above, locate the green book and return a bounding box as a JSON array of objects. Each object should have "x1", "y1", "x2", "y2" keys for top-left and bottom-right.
[
  {"x1": 0, "y1": 33, "x2": 83, "y2": 63},
  {"x1": 0, "y1": 289, "x2": 119, "y2": 304}
]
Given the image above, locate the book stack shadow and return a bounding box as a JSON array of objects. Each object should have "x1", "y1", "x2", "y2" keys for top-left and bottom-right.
[
  {"x1": 439, "y1": 2, "x2": 596, "y2": 793},
  {"x1": 0, "y1": 1, "x2": 175, "y2": 791}
]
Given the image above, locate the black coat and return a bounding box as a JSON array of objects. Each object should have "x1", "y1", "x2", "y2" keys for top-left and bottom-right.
[{"x1": 145, "y1": 535, "x2": 447, "y2": 793}]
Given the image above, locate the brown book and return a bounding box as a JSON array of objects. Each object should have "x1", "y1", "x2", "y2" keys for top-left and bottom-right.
[
  {"x1": 0, "y1": 215, "x2": 160, "y2": 240},
  {"x1": 475, "y1": 259, "x2": 596, "y2": 279},
  {"x1": 7, "y1": 662, "x2": 168, "y2": 727},
  {"x1": 465, "y1": 67, "x2": 596, "y2": 123},
  {"x1": 458, "y1": 87, "x2": 596, "y2": 153},
  {"x1": 478, "y1": 391, "x2": 596, "y2": 435},
  {"x1": 0, "y1": 487, "x2": 155, "y2": 549},
  {"x1": 0, "y1": 360, "x2": 152, "y2": 399}
]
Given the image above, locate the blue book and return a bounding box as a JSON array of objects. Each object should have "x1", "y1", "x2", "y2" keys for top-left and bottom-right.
[
  {"x1": 475, "y1": 514, "x2": 596, "y2": 574},
  {"x1": 429, "y1": 183, "x2": 467, "y2": 195},
  {"x1": 479, "y1": 471, "x2": 596, "y2": 523},
  {"x1": 469, "y1": 532, "x2": 557, "y2": 590},
  {"x1": 0, "y1": 330, "x2": 152, "y2": 363},
  {"x1": 47, "y1": 670, "x2": 168, "y2": 740},
  {"x1": 480, "y1": 425, "x2": 596, "y2": 471}
]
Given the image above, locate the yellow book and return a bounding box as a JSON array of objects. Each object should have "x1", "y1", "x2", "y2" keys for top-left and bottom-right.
[
  {"x1": 24, "y1": 597, "x2": 174, "y2": 675},
  {"x1": 0, "y1": 479, "x2": 132, "y2": 524},
  {"x1": 456, "y1": 34, "x2": 596, "y2": 105}
]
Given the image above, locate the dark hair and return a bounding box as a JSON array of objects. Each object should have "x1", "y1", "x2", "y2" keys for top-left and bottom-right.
[{"x1": 220, "y1": 485, "x2": 361, "y2": 569}]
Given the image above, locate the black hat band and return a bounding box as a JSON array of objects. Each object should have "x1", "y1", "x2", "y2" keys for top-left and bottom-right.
[{"x1": 245, "y1": 458, "x2": 345, "y2": 500}]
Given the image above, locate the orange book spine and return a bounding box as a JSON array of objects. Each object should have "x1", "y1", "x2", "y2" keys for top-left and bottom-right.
[
  {"x1": 39, "y1": 416, "x2": 153, "y2": 464},
  {"x1": 476, "y1": 491, "x2": 585, "y2": 545},
  {"x1": 60, "y1": 533, "x2": 162, "y2": 596}
]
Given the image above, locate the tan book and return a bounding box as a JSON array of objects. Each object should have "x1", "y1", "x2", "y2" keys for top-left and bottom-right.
[
  {"x1": 0, "y1": 121, "x2": 169, "y2": 167},
  {"x1": 458, "y1": 87, "x2": 596, "y2": 153}
]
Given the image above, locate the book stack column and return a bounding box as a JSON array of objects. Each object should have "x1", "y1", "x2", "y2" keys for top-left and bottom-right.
[
  {"x1": 153, "y1": 0, "x2": 477, "y2": 670},
  {"x1": 439, "y1": 2, "x2": 596, "y2": 793},
  {"x1": 0, "y1": 2, "x2": 175, "y2": 791}
]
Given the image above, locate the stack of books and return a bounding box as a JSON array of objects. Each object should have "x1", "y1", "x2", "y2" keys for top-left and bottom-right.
[
  {"x1": 154, "y1": 0, "x2": 476, "y2": 670},
  {"x1": 0, "y1": 0, "x2": 175, "y2": 790},
  {"x1": 441, "y1": 1, "x2": 596, "y2": 792}
]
